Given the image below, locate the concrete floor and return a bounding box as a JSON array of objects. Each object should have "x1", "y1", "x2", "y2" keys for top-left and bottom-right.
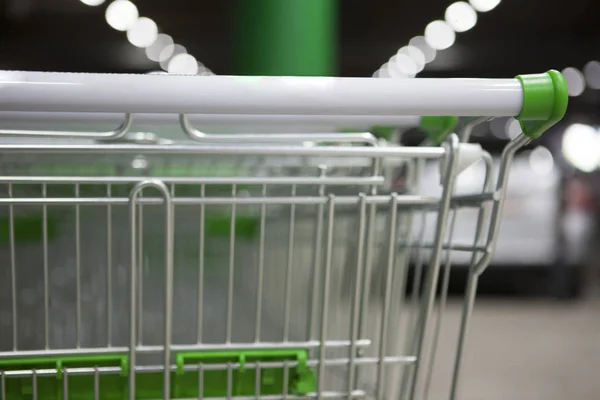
[{"x1": 426, "y1": 294, "x2": 600, "y2": 400}]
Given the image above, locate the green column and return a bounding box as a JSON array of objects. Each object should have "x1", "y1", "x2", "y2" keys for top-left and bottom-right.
[{"x1": 232, "y1": 0, "x2": 338, "y2": 76}]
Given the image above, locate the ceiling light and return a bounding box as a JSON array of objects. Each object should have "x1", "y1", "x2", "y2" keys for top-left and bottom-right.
[
  {"x1": 469, "y1": 0, "x2": 501, "y2": 12},
  {"x1": 445, "y1": 2, "x2": 478, "y2": 32},
  {"x1": 105, "y1": 0, "x2": 138, "y2": 32},
  {"x1": 583, "y1": 61, "x2": 600, "y2": 90},
  {"x1": 528, "y1": 146, "x2": 554, "y2": 175},
  {"x1": 409, "y1": 36, "x2": 437, "y2": 63},
  {"x1": 159, "y1": 44, "x2": 187, "y2": 70},
  {"x1": 168, "y1": 54, "x2": 199, "y2": 75},
  {"x1": 127, "y1": 17, "x2": 158, "y2": 48},
  {"x1": 562, "y1": 67, "x2": 586, "y2": 97},
  {"x1": 145, "y1": 34, "x2": 173, "y2": 62},
  {"x1": 392, "y1": 54, "x2": 418, "y2": 77},
  {"x1": 562, "y1": 124, "x2": 600, "y2": 172},
  {"x1": 80, "y1": 0, "x2": 105, "y2": 6},
  {"x1": 398, "y1": 46, "x2": 426, "y2": 72},
  {"x1": 424, "y1": 20, "x2": 456, "y2": 50}
]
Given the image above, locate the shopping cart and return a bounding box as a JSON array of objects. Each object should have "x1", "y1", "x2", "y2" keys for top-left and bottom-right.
[{"x1": 0, "y1": 70, "x2": 567, "y2": 400}]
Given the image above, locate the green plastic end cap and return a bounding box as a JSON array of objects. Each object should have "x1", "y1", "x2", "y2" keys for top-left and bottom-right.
[
  {"x1": 419, "y1": 116, "x2": 459, "y2": 144},
  {"x1": 515, "y1": 70, "x2": 568, "y2": 139}
]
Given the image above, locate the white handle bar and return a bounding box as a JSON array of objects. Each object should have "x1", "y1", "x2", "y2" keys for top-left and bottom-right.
[{"x1": 0, "y1": 71, "x2": 523, "y2": 117}]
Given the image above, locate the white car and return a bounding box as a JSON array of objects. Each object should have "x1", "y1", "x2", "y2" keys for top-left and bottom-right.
[{"x1": 413, "y1": 147, "x2": 592, "y2": 297}]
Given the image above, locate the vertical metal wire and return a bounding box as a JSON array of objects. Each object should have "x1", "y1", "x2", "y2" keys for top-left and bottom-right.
[
  {"x1": 42, "y1": 183, "x2": 49, "y2": 349},
  {"x1": 62, "y1": 369, "x2": 68, "y2": 400},
  {"x1": 32, "y1": 369, "x2": 37, "y2": 400},
  {"x1": 422, "y1": 209, "x2": 458, "y2": 400},
  {"x1": 197, "y1": 184, "x2": 205, "y2": 344},
  {"x1": 94, "y1": 367, "x2": 100, "y2": 400},
  {"x1": 0, "y1": 371, "x2": 5, "y2": 400},
  {"x1": 449, "y1": 149, "x2": 508, "y2": 400},
  {"x1": 129, "y1": 180, "x2": 174, "y2": 400},
  {"x1": 375, "y1": 194, "x2": 399, "y2": 400},
  {"x1": 317, "y1": 194, "x2": 335, "y2": 400},
  {"x1": 357, "y1": 158, "x2": 381, "y2": 347},
  {"x1": 283, "y1": 360, "x2": 290, "y2": 400},
  {"x1": 408, "y1": 135, "x2": 460, "y2": 400},
  {"x1": 226, "y1": 362, "x2": 233, "y2": 400},
  {"x1": 106, "y1": 183, "x2": 113, "y2": 347},
  {"x1": 346, "y1": 193, "x2": 367, "y2": 399},
  {"x1": 226, "y1": 184, "x2": 237, "y2": 344},
  {"x1": 255, "y1": 184, "x2": 267, "y2": 342},
  {"x1": 8, "y1": 183, "x2": 17, "y2": 350},
  {"x1": 198, "y1": 363, "x2": 204, "y2": 400},
  {"x1": 255, "y1": 362, "x2": 262, "y2": 398},
  {"x1": 282, "y1": 184, "x2": 297, "y2": 342},
  {"x1": 399, "y1": 160, "x2": 427, "y2": 400},
  {"x1": 307, "y1": 166, "x2": 327, "y2": 341},
  {"x1": 75, "y1": 183, "x2": 81, "y2": 348},
  {"x1": 137, "y1": 192, "x2": 144, "y2": 346}
]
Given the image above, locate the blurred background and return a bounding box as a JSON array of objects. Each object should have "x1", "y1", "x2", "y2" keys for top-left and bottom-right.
[{"x1": 0, "y1": 0, "x2": 599, "y2": 398}]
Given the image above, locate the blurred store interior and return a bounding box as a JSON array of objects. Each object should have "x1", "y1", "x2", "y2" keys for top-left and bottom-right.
[{"x1": 0, "y1": 0, "x2": 599, "y2": 398}]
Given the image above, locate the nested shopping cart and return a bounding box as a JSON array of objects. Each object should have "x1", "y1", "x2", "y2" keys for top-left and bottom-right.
[{"x1": 0, "y1": 70, "x2": 567, "y2": 400}]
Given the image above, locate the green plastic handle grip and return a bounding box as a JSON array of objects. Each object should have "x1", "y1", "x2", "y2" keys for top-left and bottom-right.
[{"x1": 516, "y1": 70, "x2": 569, "y2": 139}]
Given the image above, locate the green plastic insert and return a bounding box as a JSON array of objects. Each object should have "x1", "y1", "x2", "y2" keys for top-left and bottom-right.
[
  {"x1": 0, "y1": 350, "x2": 315, "y2": 400},
  {"x1": 173, "y1": 349, "x2": 316, "y2": 398},
  {"x1": 0, "y1": 354, "x2": 128, "y2": 400},
  {"x1": 515, "y1": 70, "x2": 569, "y2": 139},
  {"x1": 419, "y1": 116, "x2": 459, "y2": 144}
]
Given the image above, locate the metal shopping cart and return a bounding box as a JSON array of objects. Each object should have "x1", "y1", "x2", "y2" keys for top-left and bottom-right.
[{"x1": 0, "y1": 70, "x2": 567, "y2": 400}]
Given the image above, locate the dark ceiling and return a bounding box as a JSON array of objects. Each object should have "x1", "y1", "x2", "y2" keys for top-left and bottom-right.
[
  {"x1": 1, "y1": 0, "x2": 598, "y2": 75},
  {"x1": 0, "y1": 0, "x2": 598, "y2": 116}
]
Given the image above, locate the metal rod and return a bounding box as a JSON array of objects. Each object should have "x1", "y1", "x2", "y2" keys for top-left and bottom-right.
[
  {"x1": 0, "y1": 113, "x2": 133, "y2": 140},
  {"x1": 0, "y1": 194, "x2": 441, "y2": 208},
  {"x1": 254, "y1": 185, "x2": 266, "y2": 342},
  {"x1": 0, "y1": 143, "x2": 446, "y2": 159},
  {"x1": 106, "y1": 184, "x2": 113, "y2": 347},
  {"x1": 181, "y1": 114, "x2": 380, "y2": 145},
  {"x1": 42, "y1": 183, "x2": 49, "y2": 349},
  {"x1": 197, "y1": 184, "x2": 205, "y2": 344},
  {"x1": 307, "y1": 166, "x2": 327, "y2": 341},
  {"x1": 8, "y1": 183, "x2": 16, "y2": 351},
  {"x1": 75, "y1": 183, "x2": 81, "y2": 348},
  {"x1": 282, "y1": 185, "x2": 297, "y2": 341},
  {"x1": 0, "y1": 71, "x2": 523, "y2": 116},
  {"x1": 226, "y1": 184, "x2": 237, "y2": 344},
  {"x1": 375, "y1": 194, "x2": 399, "y2": 399},
  {"x1": 128, "y1": 180, "x2": 174, "y2": 400},
  {"x1": 0, "y1": 111, "x2": 421, "y2": 130},
  {"x1": 408, "y1": 134, "x2": 461, "y2": 399},
  {"x1": 2, "y1": 356, "x2": 415, "y2": 378},
  {"x1": 0, "y1": 339, "x2": 373, "y2": 359},
  {"x1": 317, "y1": 194, "x2": 336, "y2": 400},
  {"x1": 0, "y1": 175, "x2": 386, "y2": 186}
]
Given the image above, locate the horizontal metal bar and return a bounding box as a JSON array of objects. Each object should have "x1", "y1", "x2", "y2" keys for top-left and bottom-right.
[
  {"x1": 0, "y1": 71, "x2": 523, "y2": 116},
  {"x1": 1, "y1": 355, "x2": 415, "y2": 378},
  {"x1": 143, "y1": 339, "x2": 372, "y2": 353},
  {"x1": 0, "y1": 195, "x2": 440, "y2": 207},
  {"x1": 0, "y1": 176, "x2": 385, "y2": 186},
  {"x1": 0, "y1": 111, "x2": 421, "y2": 130},
  {"x1": 0, "y1": 143, "x2": 445, "y2": 159},
  {"x1": 398, "y1": 241, "x2": 487, "y2": 252},
  {"x1": 0, "y1": 340, "x2": 372, "y2": 360}
]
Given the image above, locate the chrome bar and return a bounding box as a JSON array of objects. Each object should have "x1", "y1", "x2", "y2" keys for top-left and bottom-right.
[
  {"x1": 0, "y1": 176, "x2": 386, "y2": 186},
  {"x1": 0, "y1": 143, "x2": 446, "y2": 159},
  {"x1": 0, "y1": 113, "x2": 133, "y2": 140}
]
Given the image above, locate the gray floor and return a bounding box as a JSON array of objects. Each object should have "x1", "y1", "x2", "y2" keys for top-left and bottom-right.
[{"x1": 427, "y1": 294, "x2": 600, "y2": 400}]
